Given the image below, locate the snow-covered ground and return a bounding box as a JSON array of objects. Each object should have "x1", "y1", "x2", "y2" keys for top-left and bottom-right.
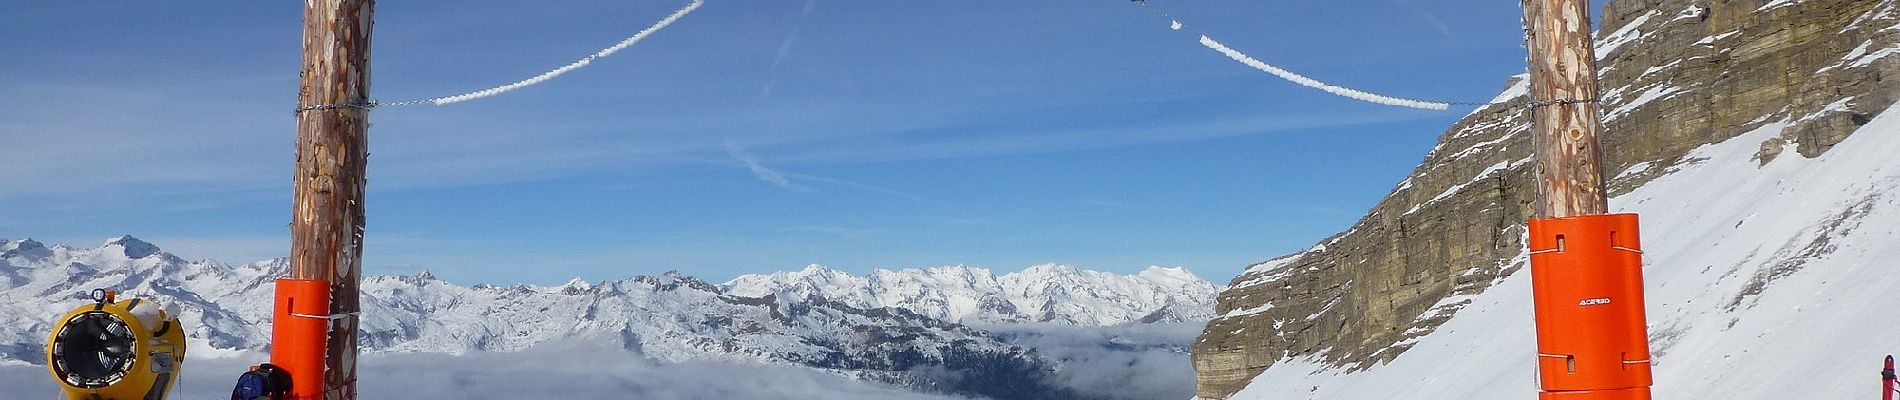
[{"x1": 1223, "y1": 103, "x2": 1900, "y2": 399}]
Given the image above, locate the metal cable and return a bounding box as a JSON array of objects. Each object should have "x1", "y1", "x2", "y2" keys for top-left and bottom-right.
[
  {"x1": 295, "y1": 1, "x2": 1591, "y2": 117},
  {"x1": 295, "y1": 0, "x2": 704, "y2": 114},
  {"x1": 1135, "y1": 1, "x2": 1497, "y2": 111}
]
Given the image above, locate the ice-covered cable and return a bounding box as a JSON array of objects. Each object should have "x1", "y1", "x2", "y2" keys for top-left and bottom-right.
[
  {"x1": 1135, "y1": 2, "x2": 1458, "y2": 111},
  {"x1": 1197, "y1": 35, "x2": 1450, "y2": 111},
  {"x1": 381, "y1": 0, "x2": 705, "y2": 107}
]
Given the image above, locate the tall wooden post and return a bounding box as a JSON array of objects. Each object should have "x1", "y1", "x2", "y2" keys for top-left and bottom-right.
[
  {"x1": 1522, "y1": 0, "x2": 1609, "y2": 219},
  {"x1": 1521, "y1": 1, "x2": 1653, "y2": 400},
  {"x1": 285, "y1": 1, "x2": 373, "y2": 399}
]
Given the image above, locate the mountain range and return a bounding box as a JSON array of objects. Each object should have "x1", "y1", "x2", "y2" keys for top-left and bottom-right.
[
  {"x1": 726, "y1": 263, "x2": 1216, "y2": 326},
  {"x1": 0, "y1": 236, "x2": 1215, "y2": 399}
]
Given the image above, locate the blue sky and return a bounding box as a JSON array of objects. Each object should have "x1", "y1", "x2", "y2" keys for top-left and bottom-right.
[{"x1": 0, "y1": 1, "x2": 1606, "y2": 285}]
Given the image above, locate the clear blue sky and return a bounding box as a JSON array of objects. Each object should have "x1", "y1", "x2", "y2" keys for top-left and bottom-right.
[{"x1": 0, "y1": 0, "x2": 1609, "y2": 285}]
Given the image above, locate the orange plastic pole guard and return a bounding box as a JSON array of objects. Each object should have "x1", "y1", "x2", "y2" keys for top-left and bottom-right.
[
  {"x1": 272, "y1": 278, "x2": 331, "y2": 399},
  {"x1": 1527, "y1": 213, "x2": 1652, "y2": 400}
]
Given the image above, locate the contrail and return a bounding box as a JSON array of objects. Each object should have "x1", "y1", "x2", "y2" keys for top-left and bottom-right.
[
  {"x1": 1197, "y1": 35, "x2": 1450, "y2": 110},
  {"x1": 387, "y1": 0, "x2": 706, "y2": 107},
  {"x1": 762, "y1": 0, "x2": 820, "y2": 97},
  {"x1": 724, "y1": 138, "x2": 809, "y2": 192}
]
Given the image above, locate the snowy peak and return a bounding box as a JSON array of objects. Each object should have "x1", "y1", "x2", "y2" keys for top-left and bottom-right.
[
  {"x1": 101, "y1": 235, "x2": 162, "y2": 259},
  {"x1": 0, "y1": 238, "x2": 51, "y2": 260},
  {"x1": 1, "y1": 238, "x2": 42, "y2": 252},
  {"x1": 369, "y1": 270, "x2": 446, "y2": 288},
  {"x1": 724, "y1": 264, "x2": 1218, "y2": 325},
  {"x1": 1139, "y1": 265, "x2": 1193, "y2": 278}
]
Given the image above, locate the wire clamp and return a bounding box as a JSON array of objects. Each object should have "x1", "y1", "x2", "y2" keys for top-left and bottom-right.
[
  {"x1": 293, "y1": 101, "x2": 379, "y2": 115},
  {"x1": 1525, "y1": 98, "x2": 1600, "y2": 108}
]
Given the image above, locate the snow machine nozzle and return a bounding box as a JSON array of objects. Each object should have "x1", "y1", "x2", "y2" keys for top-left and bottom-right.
[
  {"x1": 1528, "y1": 214, "x2": 1652, "y2": 400},
  {"x1": 46, "y1": 288, "x2": 187, "y2": 400}
]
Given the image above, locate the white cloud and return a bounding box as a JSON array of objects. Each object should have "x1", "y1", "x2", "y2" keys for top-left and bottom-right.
[
  {"x1": 761, "y1": 0, "x2": 821, "y2": 97},
  {"x1": 982, "y1": 322, "x2": 1205, "y2": 400},
  {"x1": 0, "y1": 342, "x2": 968, "y2": 400},
  {"x1": 775, "y1": 110, "x2": 1427, "y2": 164},
  {"x1": 724, "y1": 138, "x2": 809, "y2": 192}
]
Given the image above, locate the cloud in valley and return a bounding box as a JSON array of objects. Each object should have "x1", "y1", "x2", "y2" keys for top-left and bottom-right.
[
  {"x1": 0, "y1": 342, "x2": 965, "y2": 400},
  {"x1": 983, "y1": 321, "x2": 1206, "y2": 400}
]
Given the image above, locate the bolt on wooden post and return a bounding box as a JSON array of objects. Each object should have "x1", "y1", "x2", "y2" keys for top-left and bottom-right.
[
  {"x1": 278, "y1": 0, "x2": 373, "y2": 399},
  {"x1": 1520, "y1": 0, "x2": 1655, "y2": 399}
]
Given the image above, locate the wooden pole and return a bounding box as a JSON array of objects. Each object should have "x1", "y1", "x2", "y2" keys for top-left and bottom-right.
[
  {"x1": 290, "y1": 1, "x2": 372, "y2": 398},
  {"x1": 1521, "y1": 2, "x2": 1653, "y2": 400},
  {"x1": 1522, "y1": 0, "x2": 1609, "y2": 219}
]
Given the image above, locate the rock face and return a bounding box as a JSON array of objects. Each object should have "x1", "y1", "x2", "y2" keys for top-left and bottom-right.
[{"x1": 1189, "y1": 0, "x2": 1900, "y2": 398}]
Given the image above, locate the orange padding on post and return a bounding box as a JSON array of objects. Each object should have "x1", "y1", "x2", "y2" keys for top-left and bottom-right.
[
  {"x1": 272, "y1": 278, "x2": 330, "y2": 399},
  {"x1": 1539, "y1": 386, "x2": 1651, "y2": 400},
  {"x1": 1528, "y1": 214, "x2": 1652, "y2": 398}
]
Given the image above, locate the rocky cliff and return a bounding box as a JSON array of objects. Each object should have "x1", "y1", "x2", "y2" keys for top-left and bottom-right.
[{"x1": 1190, "y1": 0, "x2": 1900, "y2": 398}]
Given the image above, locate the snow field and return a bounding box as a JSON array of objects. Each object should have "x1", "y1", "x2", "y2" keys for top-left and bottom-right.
[{"x1": 1224, "y1": 102, "x2": 1900, "y2": 399}]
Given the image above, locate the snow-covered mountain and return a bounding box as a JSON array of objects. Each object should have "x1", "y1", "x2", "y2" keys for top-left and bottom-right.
[
  {"x1": 0, "y1": 237, "x2": 1207, "y2": 398},
  {"x1": 0, "y1": 236, "x2": 279, "y2": 363},
  {"x1": 0, "y1": 237, "x2": 1117, "y2": 399},
  {"x1": 724, "y1": 264, "x2": 1217, "y2": 326},
  {"x1": 1194, "y1": 0, "x2": 1900, "y2": 398}
]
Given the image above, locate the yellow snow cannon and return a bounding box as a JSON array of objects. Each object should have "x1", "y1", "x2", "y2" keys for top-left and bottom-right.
[{"x1": 45, "y1": 289, "x2": 187, "y2": 400}]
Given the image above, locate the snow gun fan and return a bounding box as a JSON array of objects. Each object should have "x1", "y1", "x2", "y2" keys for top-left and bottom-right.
[{"x1": 45, "y1": 289, "x2": 187, "y2": 400}]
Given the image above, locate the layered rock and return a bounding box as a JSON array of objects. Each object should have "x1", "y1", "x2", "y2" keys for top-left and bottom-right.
[{"x1": 1190, "y1": 0, "x2": 1900, "y2": 397}]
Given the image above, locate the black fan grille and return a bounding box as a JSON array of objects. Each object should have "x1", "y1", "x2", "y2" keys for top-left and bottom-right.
[{"x1": 51, "y1": 311, "x2": 136, "y2": 388}]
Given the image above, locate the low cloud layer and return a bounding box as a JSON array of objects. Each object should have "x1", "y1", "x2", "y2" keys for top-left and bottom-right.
[
  {"x1": 983, "y1": 321, "x2": 1205, "y2": 400},
  {"x1": 1, "y1": 342, "x2": 964, "y2": 400},
  {"x1": 1, "y1": 324, "x2": 1205, "y2": 400}
]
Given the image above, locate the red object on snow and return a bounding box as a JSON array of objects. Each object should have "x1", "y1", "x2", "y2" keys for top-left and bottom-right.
[{"x1": 1884, "y1": 355, "x2": 1894, "y2": 400}]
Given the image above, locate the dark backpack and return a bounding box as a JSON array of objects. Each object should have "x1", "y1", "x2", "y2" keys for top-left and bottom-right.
[
  {"x1": 231, "y1": 363, "x2": 294, "y2": 400},
  {"x1": 259, "y1": 364, "x2": 293, "y2": 398},
  {"x1": 231, "y1": 370, "x2": 269, "y2": 400}
]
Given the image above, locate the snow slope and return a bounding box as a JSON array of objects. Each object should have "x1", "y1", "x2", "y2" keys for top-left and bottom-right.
[
  {"x1": 725, "y1": 264, "x2": 1218, "y2": 325},
  {"x1": 1222, "y1": 101, "x2": 1900, "y2": 399}
]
